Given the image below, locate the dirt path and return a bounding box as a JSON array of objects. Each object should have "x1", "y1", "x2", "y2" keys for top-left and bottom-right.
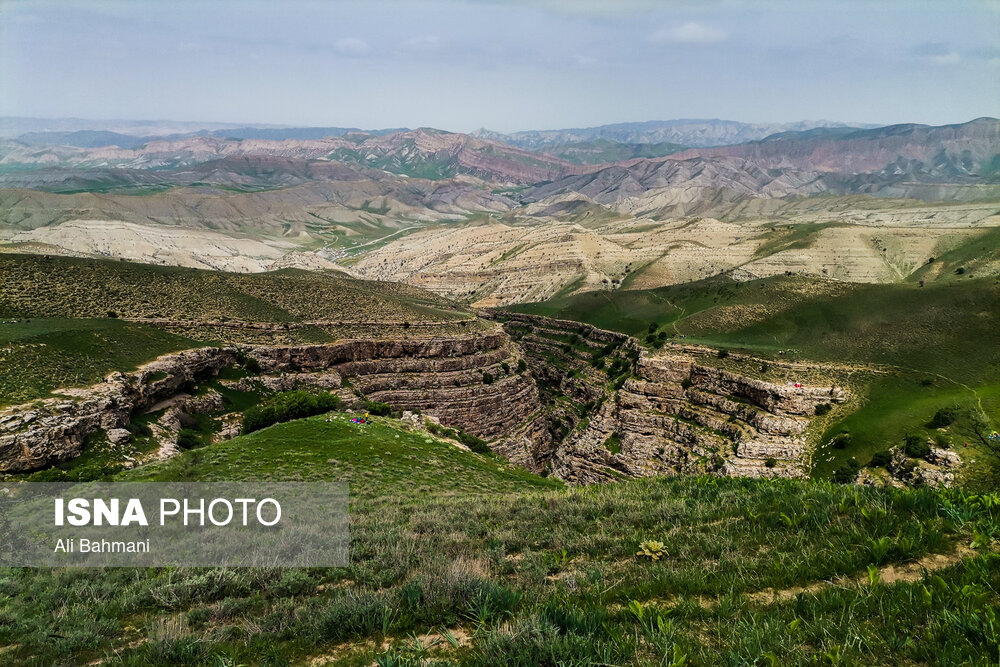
[{"x1": 747, "y1": 541, "x2": 979, "y2": 604}]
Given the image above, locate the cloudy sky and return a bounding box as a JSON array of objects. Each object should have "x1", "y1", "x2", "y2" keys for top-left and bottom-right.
[{"x1": 1, "y1": 0, "x2": 997, "y2": 132}]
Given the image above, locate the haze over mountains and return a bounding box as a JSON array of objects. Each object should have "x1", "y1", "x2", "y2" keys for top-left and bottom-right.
[{"x1": 1, "y1": 115, "x2": 997, "y2": 302}]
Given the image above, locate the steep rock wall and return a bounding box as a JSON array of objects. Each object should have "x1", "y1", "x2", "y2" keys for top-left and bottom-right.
[
  {"x1": 0, "y1": 330, "x2": 544, "y2": 473},
  {"x1": 494, "y1": 312, "x2": 845, "y2": 484}
]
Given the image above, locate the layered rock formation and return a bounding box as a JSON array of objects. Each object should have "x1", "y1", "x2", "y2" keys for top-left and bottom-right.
[
  {"x1": 495, "y1": 313, "x2": 845, "y2": 483},
  {"x1": 0, "y1": 329, "x2": 543, "y2": 473},
  {"x1": 0, "y1": 347, "x2": 237, "y2": 472},
  {"x1": 2, "y1": 312, "x2": 844, "y2": 484}
]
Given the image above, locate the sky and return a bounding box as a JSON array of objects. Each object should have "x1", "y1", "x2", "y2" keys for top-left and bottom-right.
[{"x1": 1, "y1": 0, "x2": 997, "y2": 133}]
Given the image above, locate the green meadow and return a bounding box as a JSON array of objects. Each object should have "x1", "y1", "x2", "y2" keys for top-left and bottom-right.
[{"x1": 1, "y1": 413, "x2": 998, "y2": 665}]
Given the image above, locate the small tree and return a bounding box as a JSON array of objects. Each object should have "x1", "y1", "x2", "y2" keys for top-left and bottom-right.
[
  {"x1": 928, "y1": 406, "x2": 959, "y2": 429},
  {"x1": 903, "y1": 434, "x2": 931, "y2": 460},
  {"x1": 953, "y1": 407, "x2": 998, "y2": 463}
]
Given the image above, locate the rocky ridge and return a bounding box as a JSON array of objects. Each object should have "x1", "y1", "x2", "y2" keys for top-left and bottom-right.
[
  {"x1": 4, "y1": 313, "x2": 845, "y2": 483},
  {"x1": 0, "y1": 330, "x2": 542, "y2": 473},
  {"x1": 495, "y1": 313, "x2": 845, "y2": 483}
]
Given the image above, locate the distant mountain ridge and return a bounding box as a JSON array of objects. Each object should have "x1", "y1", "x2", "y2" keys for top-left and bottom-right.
[
  {"x1": 474, "y1": 118, "x2": 881, "y2": 149},
  {"x1": 1, "y1": 119, "x2": 996, "y2": 196},
  {"x1": 14, "y1": 126, "x2": 408, "y2": 149},
  {"x1": 668, "y1": 117, "x2": 1000, "y2": 178}
]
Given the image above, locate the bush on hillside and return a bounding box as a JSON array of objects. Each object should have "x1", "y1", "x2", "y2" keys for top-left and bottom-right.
[
  {"x1": 176, "y1": 429, "x2": 203, "y2": 449},
  {"x1": 242, "y1": 391, "x2": 340, "y2": 434},
  {"x1": 868, "y1": 451, "x2": 892, "y2": 468},
  {"x1": 928, "y1": 406, "x2": 958, "y2": 429},
  {"x1": 903, "y1": 434, "x2": 931, "y2": 460},
  {"x1": 814, "y1": 403, "x2": 832, "y2": 416},
  {"x1": 832, "y1": 457, "x2": 861, "y2": 484},
  {"x1": 830, "y1": 432, "x2": 852, "y2": 449},
  {"x1": 364, "y1": 400, "x2": 393, "y2": 417}
]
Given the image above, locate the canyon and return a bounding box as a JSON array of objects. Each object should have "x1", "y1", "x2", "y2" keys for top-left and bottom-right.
[{"x1": 1, "y1": 314, "x2": 844, "y2": 486}]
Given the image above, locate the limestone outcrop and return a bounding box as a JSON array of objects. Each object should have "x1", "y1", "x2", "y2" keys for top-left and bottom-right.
[
  {"x1": 0, "y1": 330, "x2": 542, "y2": 473},
  {"x1": 0, "y1": 347, "x2": 237, "y2": 472},
  {"x1": 2, "y1": 311, "x2": 846, "y2": 484},
  {"x1": 494, "y1": 312, "x2": 845, "y2": 484}
]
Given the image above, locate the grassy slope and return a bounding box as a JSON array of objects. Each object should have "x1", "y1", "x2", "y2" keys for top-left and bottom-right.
[
  {"x1": 0, "y1": 254, "x2": 475, "y2": 406},
  {"x1": 0, "y1": 254, "x2": 470, "y2": 323},
  {"x1": 126, "y1": 414, "x2": 561, "y2": 496},
  {"x1": 1, "y1": 413, "x2": 997, "y2": 665},
  {"x1": 511, "y1": 275, "x2": 1000, "y2": 480},
  {"x1": 0, "y1": 318, "x2": 202, "y2": 407}
]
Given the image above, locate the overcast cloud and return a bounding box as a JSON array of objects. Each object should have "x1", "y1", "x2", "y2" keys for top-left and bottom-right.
[{"x1": 0, "y1": 0, "x2": 996, "y2": 132}]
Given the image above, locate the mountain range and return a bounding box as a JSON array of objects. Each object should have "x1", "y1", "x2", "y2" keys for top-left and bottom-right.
[{"x1": 1, "y1": 116, "x2": 997, "y2": 301}]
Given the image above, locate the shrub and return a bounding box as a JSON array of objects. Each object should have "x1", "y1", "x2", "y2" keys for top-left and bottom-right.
[
  {"x1": 501, "y1": 362, "x2": 510, "y2": 374},
  {"x1": 648, "y1": 322, "x2": 658, "y2": 333},
  {"x1": 868, "y1": 451, "x2": 892, "y2": 468},
  {"x1": 242, "y1": 391, "x2": 341, "y2": 433},
  {"x1": 764, "y1": 457, "x2": 777, "y2": 468},
  {"x1": 830, "y1": 432, "x2": 851, "y2": 449},
  {"x1": 832, "y1": 458, "x2": 861, "y2": 484},
  {"x1": 482, "y1": 371, "x2": 495, "y2": 385},
  {"x1": 814, "y1": 403, "x2": 832, "y2": 416},
  {"x1": 955, "y1": 267, "x2": 966, "y2": 275},
  {"x1": 457, "y1": 430, "x2": 491, "y2": 455},
  {"x1": 517, "y1": 359, "x2": 527, "y2": 373},
  {"x1": 681, "y1": 378, "x2": 693, "y2": 390},
  {"x1": 928, "y1": 406, "x2": 958, "y2": 429},
  {"x1": 903, "y1": 434, "x2": 931, "y2": 460},
  {"x1": 717, "y1": 349, "x2": 729, "y2": 359},
  {"x1": 240, "y1": 355, "x2": 262, "y2": 374},
  {"x1": 364, "y1": 400, "x2": 393, "y2": 417},
  {"x1": 176, "y1": 429, "x2": 202, "y2": 449},
  {"x1": 126, "y1": 420, "x2": 153, "y2": 437}
]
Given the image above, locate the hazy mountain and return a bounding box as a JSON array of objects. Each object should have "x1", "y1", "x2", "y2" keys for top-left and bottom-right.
[
  {"x1": 474, "y1": 119, "x2": 879, "y2": 149},
  {"x1": 530, "y1": 138, "x2": 686, "y2": 165},
  {"x1": 670, "y1": 117, "x2": 1000, "y2": 179},
  {"x1": 14, "y1": 126, "x2": 409, "y2": 149},
  {"x1": 0, "y1": 129, "x2": 575, "y2": 186},
  {"x1": 0, "y1": 116, "x2": 265, "y2": 138}
]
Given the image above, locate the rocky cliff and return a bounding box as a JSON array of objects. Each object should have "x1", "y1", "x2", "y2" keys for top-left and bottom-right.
[
  {"x1": 0, "y1": 329, "x2": 543, "y2": 473},
  {"x1": 494, "y1": 313, "x2": 845, "y2": 483},
  {"x1": 2, "y1": 313, "x2": 844, "y2": 483}
]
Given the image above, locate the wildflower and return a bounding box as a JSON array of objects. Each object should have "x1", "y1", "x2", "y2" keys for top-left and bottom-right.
[{"x1": 636, "y1": 540, "x2": 667, "y2": 561}]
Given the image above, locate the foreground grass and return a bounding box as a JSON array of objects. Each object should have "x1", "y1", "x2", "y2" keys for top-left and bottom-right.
[{"x1": 1, "y1": 415, "x2": 997, "y2": 665}]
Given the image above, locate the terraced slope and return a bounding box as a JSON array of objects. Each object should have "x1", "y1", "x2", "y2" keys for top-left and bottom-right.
[{"x1": 0, "y1": 254, "x2": 479, "y2": 406}]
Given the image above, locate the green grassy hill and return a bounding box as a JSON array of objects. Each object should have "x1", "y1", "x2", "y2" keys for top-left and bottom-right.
[
  {"x1": 0, "y1": 254, "x2": 471, "y2": 324},
  {"x1": 1, "y1": 412, "x2": 997, "y2": 665},
  {"x1": 0, "y1": 254, "x2": 478, "y2": 406}
]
